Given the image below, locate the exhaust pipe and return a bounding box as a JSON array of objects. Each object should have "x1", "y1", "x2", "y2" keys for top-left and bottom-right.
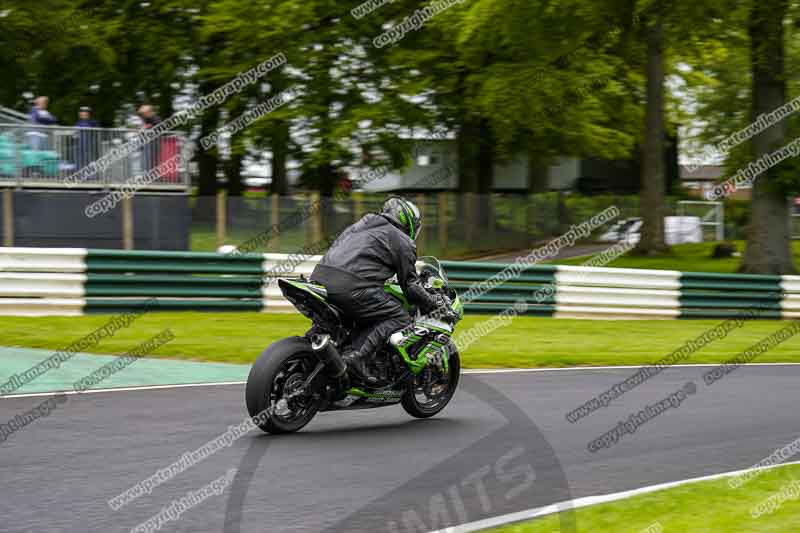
[{"x1": 311, "y1": 334, "x2": 347, "y2": 378}]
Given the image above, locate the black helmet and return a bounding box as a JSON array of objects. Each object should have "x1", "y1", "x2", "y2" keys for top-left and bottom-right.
[{"x1": 382, "y1": 197, "x2": 421, "y2": 240}]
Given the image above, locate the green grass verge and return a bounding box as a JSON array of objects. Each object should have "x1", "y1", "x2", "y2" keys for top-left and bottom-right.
[
  {"x1": 552, "y1": 241, "x2": 800, "y2": 273},
  {"x1": 489, "y1": 464, "x2": 800, "y2": 533},
  {"x1": 0, "y1": 314, "x2": 798, "y2": 367}
]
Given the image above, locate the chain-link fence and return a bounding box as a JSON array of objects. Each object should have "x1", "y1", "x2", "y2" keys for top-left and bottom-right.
[
  {"x1": 194, "y1": 192, "x2": 644, "y2": 259},
  {"x1": 0, "y1": 189, "x2": 756, "y2": 253}
]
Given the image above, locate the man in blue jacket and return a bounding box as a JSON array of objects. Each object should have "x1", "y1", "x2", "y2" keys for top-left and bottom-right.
[
  {"x1": 75, "y1": 106, "x2": 98, "y2": 172},
  {"x1": 28, "y1": 96, "x2": 57, "y2": 150},
  {"x1": 29, "y1": 96, "x2": 57, "y2": 126}
]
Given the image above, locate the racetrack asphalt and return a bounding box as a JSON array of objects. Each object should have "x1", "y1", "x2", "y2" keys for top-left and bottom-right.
[{"x1": 0, "y1": 365, "x2": 797, "y2": 532}]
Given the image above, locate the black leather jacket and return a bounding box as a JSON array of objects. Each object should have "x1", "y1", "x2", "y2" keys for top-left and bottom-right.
[{"x1": 311, "y1": 213, "x2": 436, "y2": 312}]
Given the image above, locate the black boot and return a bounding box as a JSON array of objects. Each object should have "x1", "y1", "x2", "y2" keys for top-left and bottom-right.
[{"x1": 343, "y1": 350, "x2": 377, "y2": 385}]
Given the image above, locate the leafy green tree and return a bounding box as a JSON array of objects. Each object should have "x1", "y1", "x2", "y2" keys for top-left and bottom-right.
[
  {"x1": 351, "y1": 0, "x2": 643, "y2": 228},
  {"x1": 0, "y1": 1, "x2": 111, "y2": 122},
  {"x1": 739, "y1": 0, "x2": 796, "y2": 273},
  {"x1": 681, "y1": 0, "x2": 799, "y2": 273},
  {"x1": 616, "y1": 0, "x2": 731, "y2": 255}
]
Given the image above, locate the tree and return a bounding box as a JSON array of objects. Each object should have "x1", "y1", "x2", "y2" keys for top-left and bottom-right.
[
  {"x1": 0, "y1": 2, "x2": 112, "y2": 122},
  {"x1": 456, "y1": 0, "x2": 643, "y2": 193},
  {"x1": 740, "y1": 0, "x2": 795, "y2": 273},
  {"x1": 637, "y1": 0, "x2": 669, "y2": 254}
]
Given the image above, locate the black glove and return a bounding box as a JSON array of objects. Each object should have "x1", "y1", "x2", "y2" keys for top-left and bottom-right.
[
  {"x1": 431, "y1": 293, "x2": 448, "y2": 309},
  {"x1": 430, "y1": 293, "x2": 457, "y2": 321}
]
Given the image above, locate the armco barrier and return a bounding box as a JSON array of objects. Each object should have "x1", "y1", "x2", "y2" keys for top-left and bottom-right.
[
  {"x1": 441, "y1": 261, "x2": 790, "y2": 319},
  {"x1": 83, "y1": 249, "x2": 318, "y2": 313},
  {"x1": 0, "y1": 247, "x2": 796, "y2": 318}
]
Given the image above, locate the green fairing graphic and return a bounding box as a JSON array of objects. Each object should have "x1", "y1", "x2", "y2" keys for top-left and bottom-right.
[{"x1": 383, "y1": 283, "x2": 411, "y2": 309}]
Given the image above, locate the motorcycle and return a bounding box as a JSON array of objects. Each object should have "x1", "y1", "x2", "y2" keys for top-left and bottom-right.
[{"x1": 245, "y1": 257, "x2": 464, "y2": 434}]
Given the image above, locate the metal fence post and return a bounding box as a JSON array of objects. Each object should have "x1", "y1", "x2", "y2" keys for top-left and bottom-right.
[
  {"x1": 311, "y1": 191, "x2": 322, "y2": 244},
  {"x1": 270, "y1": 194, "x2": 280, "y2": 252},
  {"x1": 465, "y1": 192, "x2": 475, "y2": 244},
  {"x1": 2, "y1": 189, "x2": 13, "y2": 247},
  {"x1": 122, "y1": 196, "x2": 134, "y2": 250},
  {"x1": 14, "y1": 128, "x2": 23, "y2": 188},
  {"x1": 438, "y1": 192, "x2": 448, "y2": 256},
  {"x1": 353, "y1": 193, "x2": 363, "y2": 223},
  {"x1": 488, "y1": 194, "x2": 496, "y2": 242},
  {"x1": 216, "y1": 189, "x2": 227, "y2": 248},
  {"x1": 416, "y1": 193, "x2": 426, "y2": 249}
]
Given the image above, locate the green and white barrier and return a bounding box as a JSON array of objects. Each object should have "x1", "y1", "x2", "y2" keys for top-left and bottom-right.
[
  {"x1": 441, "y1": 262, "x2": 788, "y2": 320},
  {"x1": 0, "y1": 247, "x2": 795, "y2": 319},
  {"x1": 0, "y1": 248, "x2": 87, "y2": 315},
  {"x1": 441, "y1": 262, "x2": 780, "y2": 319}
]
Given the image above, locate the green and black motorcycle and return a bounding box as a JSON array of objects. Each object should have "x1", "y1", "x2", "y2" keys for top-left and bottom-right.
[{"x1": 246, "y1": 257, "x2": 464, "y2": 434}]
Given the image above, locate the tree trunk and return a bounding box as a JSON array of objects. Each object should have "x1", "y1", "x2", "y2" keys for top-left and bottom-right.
[
  {"x1": 224, "y1": 98, "x2": 247, "y2": 197},
  {"x1": 526, "y1": 154, "x2": 549, "y2": 247},
  {"x1": 456, "y1": 114, "x2": 481, "y2": 244},
  {"x1": 225, "y1": 152, "x2": 244, "y2": 196},
  {"x1": 270, "y1": 119, "x2": 290, "y2": 195},
  {"x1": 636, "y1": 1, "x2": 669, "y2": 255},
  {"x1": 477, "y1": 118, "x2": 494, "y2": 229},
  {"x1": 197, "y1": 150, "x2": 217, "y2": 197},
  {"x1": 527, "y1": 152, "x2": 549, "y2": 194},
  {"x1": 457, "y1": 115, "x2": 481, "y2": 194},
  {"x1": 197, "y1": 83, "x2": 219, "y2": 197},
  {"x1": 740, "y1": 0, "x2": 794, "y2": 274},
  {"x1": 316, "y1": 162, "x2": 338, "y2": 236}
]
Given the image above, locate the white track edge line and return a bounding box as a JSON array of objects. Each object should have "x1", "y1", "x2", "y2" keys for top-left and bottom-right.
[
  {"x1": 430, "y1": 459, "x2": 800, "y2": 533},
  {"x1": 462, "y1": 362, "x2": 800, "y2": 373},
  {"x1": 0, "y1": 381, "x2": 248, "y2": 399},
  {"x1": 2, "y1": 362, "x2": 800, "y2": 400}
]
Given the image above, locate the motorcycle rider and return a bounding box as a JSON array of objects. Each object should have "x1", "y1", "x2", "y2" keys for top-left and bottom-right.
[{"x1": 311, "y1": 197, "x2": 443, "y2": 383}]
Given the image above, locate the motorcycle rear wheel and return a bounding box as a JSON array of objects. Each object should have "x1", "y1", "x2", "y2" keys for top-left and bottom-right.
[{"x1": 246, "y1": 337, "x2": 322, "y2": 434}]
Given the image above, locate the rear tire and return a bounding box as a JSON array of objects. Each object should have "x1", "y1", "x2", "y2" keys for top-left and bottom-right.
[
  {"x1": 246, "y1": 336, "x2": 322, "y2": 434},
  {"x1": 401, "y1": 342, "x2": 460, "y2": 419}
]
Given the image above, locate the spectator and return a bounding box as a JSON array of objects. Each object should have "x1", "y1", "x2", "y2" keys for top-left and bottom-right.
[
  {"x1": 75, "y1": 106, "x2": 98, "y2": 173},
  {"x1": 138, "y1": 104, "x2": 162, "y2": 173},
  {"x1": 28, "y1": 96, "x2": 57, "y2": 150},
  {"x1": 137, "y1": 104, "x2": 161, "y2": 129},
  {"x1": 76, "y1": 106, "x2": 97, "y2": 128},
  {"x1": 29, "y1": 96, "x2": 57, "y2": 126}
]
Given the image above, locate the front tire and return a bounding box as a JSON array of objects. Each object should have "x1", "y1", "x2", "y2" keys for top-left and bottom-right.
[
  {"x1": 401, "y1": 342, "x2": 460, "y2": 419},
  {"x1": 246, "y1": 336, "x2": 322, "y2": 434}
]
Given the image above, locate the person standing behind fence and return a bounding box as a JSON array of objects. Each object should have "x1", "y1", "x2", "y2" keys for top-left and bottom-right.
[
  {"x1": 138, "y1": 104, "x2": 162, "y2": 175},
  {"x1": 28, "y1": 96, "x2": 57, "y2": 150},
  {"x1": 75, "y1": 106, "x2": 98, "y2": 176}
]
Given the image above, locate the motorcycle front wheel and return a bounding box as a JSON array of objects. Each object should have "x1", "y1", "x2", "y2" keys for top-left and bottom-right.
[{"x1": 401, "y1": 342, "x2": 460, "y2": 419}]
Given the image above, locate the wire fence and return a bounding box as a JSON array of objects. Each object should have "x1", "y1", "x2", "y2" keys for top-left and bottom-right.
[
  {"x1": 0, "y1": 187, "x2": 757, "y2": 255},
  {"x1": 194, "y1": 192, "x2": 642, "y2": 258}
]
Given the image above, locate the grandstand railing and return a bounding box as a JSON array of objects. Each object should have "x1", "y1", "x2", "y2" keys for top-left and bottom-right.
[
  {"x1": 0, "y1": 106, "x2": 28, "y2": 124},
  {"x1": 0, "y1": 123, "x2": 190, "y2": 190}
]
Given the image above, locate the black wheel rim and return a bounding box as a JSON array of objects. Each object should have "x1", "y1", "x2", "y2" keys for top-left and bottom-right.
[
  {"x1": 267, "y1": 356, "x2": 315, "y2": 424},
  {"x1": 411, "y1": 363, "x2": 455, "y2": 413}
]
